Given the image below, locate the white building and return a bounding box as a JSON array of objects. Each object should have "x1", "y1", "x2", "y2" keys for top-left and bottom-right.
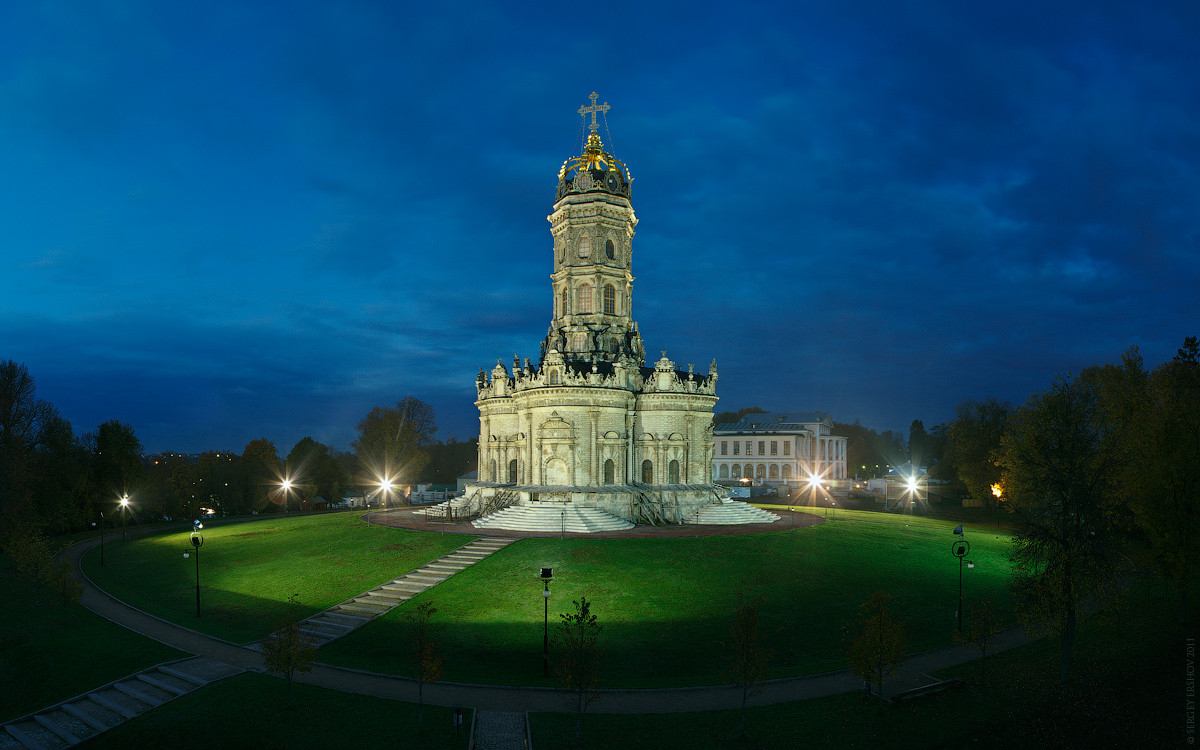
[
  {"x1": 463, "y1": 94, "x2": 728, "y2": 525},
  {"x1": 713, "y1": 412, "x2": 848, "y2": 488}
]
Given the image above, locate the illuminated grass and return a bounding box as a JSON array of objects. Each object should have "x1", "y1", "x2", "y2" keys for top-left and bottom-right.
[
  {"x1": 0, "y1": 553, "x2": 187, "y2": 723},
  {"x1": 318, "y1": 511, "x2": 1016, "y2": 687},
  {"x1": 81, "y1": 513, "x2": 471, "y2": 644}
]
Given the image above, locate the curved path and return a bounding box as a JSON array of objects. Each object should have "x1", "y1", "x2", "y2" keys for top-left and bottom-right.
[{"x1": 61, "y1": 523, "x2": 1033, "y2": 714}]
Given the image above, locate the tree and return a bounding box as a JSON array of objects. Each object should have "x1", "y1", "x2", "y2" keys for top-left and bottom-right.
[
  {"x1": 554, "y1": 596, "x2": 603, "y2": 742},
  {"x1": 955, "y1": 599, "x2": 1003, "y2": 685},
  {"x1": 712, "y1": 406, "x2": 767, "y2": 427},
  {"x1": 1000, "y1": 372, "x2": 1126, "y2": 683},
  {"x1": 721, "y1": 590, "x2": 772, "y2": 738},
  {"x1": 9, "y1": 526, "x2": 53, "y2": 606},
  {"x1": 46, "y1": 558, "x2": 83, "y2": 613},
  {"x1": 262, "y1": 607, "x2": 318, "y2": 709},
  {"x1": 404, "y1": 601, "x2": 442, "y2": 733},
  {"x1": 195, "y1": 451, "x2": 243, "y2": 516},
  {"x1": 352, "y1": 397, "x2": 437, "y2": 491},
  {"x1": 0, "y1": 360, "x2": 67, "y2": 525},
  {"x1": 92, "y1": 420, "x2": 143, "y2": 508},
  {"x1": 908, "y1": 419, "x2": 927, "y2": 465},
  {"x1": 1120, "y1": 338, "x2": 1200, "y2": 623},
  {"x1": 945, "y1": 398, "x2": 1012, "y2": 506},
  {"x1": 846, "y1": 591, "x2": 907, "y2": 705},
  {"x1": 241, "y1": 438, "x2": 281, "y2": 513},
  {"x1": 284, "y1": 437, "x2": 343, "y2": 509}
]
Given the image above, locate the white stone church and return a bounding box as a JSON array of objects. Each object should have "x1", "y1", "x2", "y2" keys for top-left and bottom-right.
[{"x1": 436, "y1": 95, "x2": 777, "y2": 532}]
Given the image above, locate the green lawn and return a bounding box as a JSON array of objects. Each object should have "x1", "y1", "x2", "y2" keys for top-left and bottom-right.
[
  {"x1": 318, "y1": 511, "x2": 1016, "y2": 687},
  {"x1": 528, "y1": 574, "x2": 1184, "y2": 749},
  {"x1": 0, "y1": 553, "x2": 187, "y2": 724},
  {"x1": 78, "y1": 672, "x2": 468, "y2": 750},
  {"x1": 80, "y1": 512, "x2": 471, "y2": 643}
]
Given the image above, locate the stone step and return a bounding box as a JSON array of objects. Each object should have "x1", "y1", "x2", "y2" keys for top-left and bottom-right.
[
  {"x1": 136, "y1": 673, "x2": 186, "y2": 696},
  {"x1": 348, "y1": 598, "x2": 391, "y2": 610},
  {"x1": 47, "y1": 707, "x2": 102, "y2": 740},
  {"x1": 424, "y1": 561, "x2": 469, "y2": 571},
  {"x1": 364, "y1": 589, "x2": 409, "y2": 601},
  {"x1": 337, "y1": 602, "x2": 385, "y2": 615},
  {"x1": 301, "y1": 618, "x2": 352, "y2": 635},
  {"x1": 35, "y1": 712, "x2": 86, "y2": 745},
  {"x1": 61, "y1": 701, "x2": 114, "y2": 732},
  {"x1": 94, "y1": 686, "x2": 152, "y2": 716},
  {"x1": 380, "y1": 582, "x2": 429, "y2": 593},
  {"x1": 298, "y1": 627, "x2": 336, "y2": 642},
  {"x1": 317, "y1": 611, "x2": 369, "y2": 626},
  {"x1": 4, "y1": 720, "x2": 68, "y2": 750},
  {"x1": 113, "y1": 680, "x2": 165, "y2": 708}
]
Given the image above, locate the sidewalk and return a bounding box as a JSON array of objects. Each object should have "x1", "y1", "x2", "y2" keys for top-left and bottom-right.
[{"x1": 62, "y1": 533, "x2": 1033, "y2": 713}]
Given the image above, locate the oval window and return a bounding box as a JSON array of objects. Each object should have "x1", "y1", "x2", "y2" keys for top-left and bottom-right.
[{"x1": 605, "y1": 239, "x2": 615, "y2": 259}]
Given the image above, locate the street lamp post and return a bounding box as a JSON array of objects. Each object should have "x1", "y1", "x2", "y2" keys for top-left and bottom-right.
[
  {"x1": 540, "y1": 567, "x2": 553, "y2": 677},
  {"x1": 120, "y1": 494, "x2": 129, "y2": 542},
  {"x1": 951, "y1": 525, "x2": 972, "y2": 634},
  {"x1": 281, "y1": 478, "x2": 293, "y2": 514},
  {"x1": 94, "y1": 512, "x2": 105, "y2": 566},
  {"x1": 185, "y1": 521, "x2": 204, "y2": 617}
]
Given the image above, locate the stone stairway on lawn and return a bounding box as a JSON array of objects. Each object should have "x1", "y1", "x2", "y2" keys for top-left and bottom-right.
[
  {"x1": 684, "y1": 500, "x2": 780, "y2": 525},
  {"x1": 472, "y1": 505, "x2": 634, "y2": 533},
  {"x1": 416, "y1": 495, "x2": 474, "y2": 520},
  {"x1": 1, "y1": 657, "x2": 241, "y2": 750},
  {"x1": 284, "y1": 537, "x2": 518, "y2": 648},
  {"x1": 471, "y1": 710, "x2": 527, "y2": 750}
]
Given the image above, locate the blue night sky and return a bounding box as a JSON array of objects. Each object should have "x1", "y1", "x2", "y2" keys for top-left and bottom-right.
[{"x1": 3, "y1": 1, "x2": 1198, "y2": 454}]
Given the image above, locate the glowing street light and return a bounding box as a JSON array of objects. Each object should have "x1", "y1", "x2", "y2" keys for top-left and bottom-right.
[
  {"x1": 280, "y1": 478, "x2": 294, "y2": 514},
  {"x1": 120, "y1": 494, "x2": 130, "y2": 542},
  {"x1": 540, "y1": 567, "x2": 553, "y2": 677},
  {"x1": 184, "y1": 520, "x2": 204, "y2": 617}
]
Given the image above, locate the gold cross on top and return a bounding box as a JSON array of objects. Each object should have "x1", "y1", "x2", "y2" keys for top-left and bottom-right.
[{"x1": 578, "y1": 92, "x2": 610, "y2": 134}]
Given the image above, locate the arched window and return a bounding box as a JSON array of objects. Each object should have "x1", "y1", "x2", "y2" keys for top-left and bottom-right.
[
  {"x1": 731, "y1": 464, "x2": 741, "y2": 479},
  {"x1": 781, "y1": 464, "x2": 792, "y2": 480},
  {"x1": 609, "y1": 337, "x2": 619, "y2": 354},
  {"x1": 604, "y1": 459, "x2": 614, "y2": 485},
  {"x1": 719, "y1": 464, "x2": 729, "y2": 479},
  {"x1": 549, "y1": 369, "x2": 560, "y2": 385},
  {"x1": 668, "y1": 460, "x2": 680, "y2": 484},
  {"x1": 577, "y1": 236, "x2": 591, "y2": 258},
  {"x1": 508, "y1": 459, "x2": 518, "y2": 484},
  {"x1": 769, "y1": 464, "x2": 779, "y2": 479},
  {"x1": 605, "y1": 239, "x2": 615, "y2": 259},
  {"x1": 641, "y1": 459, "x2": 653, "y2": 484},
  {"x1": 757, "y1": 464, "x2": 766, "y2": 480},
  {"x1": 603, "y1": 284, "x2": 615, "y2": 314},
  {"x1": 577, "y1": 283, "x2": 593, "y2": 314},
  {"x1": 571, "y1": 333, "x2": 586, "y2": 352},
  {"x1": 561, "y1": 287, "x2": 567, "y2": 316}
]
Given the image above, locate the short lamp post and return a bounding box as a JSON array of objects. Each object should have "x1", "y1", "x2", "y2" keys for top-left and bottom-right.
[
  {"x1": 184, "y1": 521, "x2": 204, "y2": 617},
  {"x1": 281, "y1": 478, "x2": 293, "y2": 514},
  {"x1": 540, "y1": 567, "x2": 553, "y2": 677},
  {"x1": 93, "y1": 513, "x2": 105, "y2": 566},
  {"x1": 120, "y1": 494, "x2": 130, "y2": 542},
  {"x1": 951, "y1": 525, "x2": 972, "y2": 634}
]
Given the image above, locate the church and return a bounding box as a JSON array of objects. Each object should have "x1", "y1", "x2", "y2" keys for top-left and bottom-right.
[{"x1": 452, "y1": 95, "x2": 774, "y2": 530}]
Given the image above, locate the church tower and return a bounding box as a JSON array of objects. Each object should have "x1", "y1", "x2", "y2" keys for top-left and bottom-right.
[
  {"x1": 456, "y1": 93, "x2": 753, "y2": 533},
  {"x1": 540, "y1": 93, "x2": 646, "y2": 365}
]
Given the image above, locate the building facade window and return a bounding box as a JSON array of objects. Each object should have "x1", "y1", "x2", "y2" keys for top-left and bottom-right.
[
  {"x1": 733, "y1": 442, "x2": 739, "y2": 455},
  {"x1": 719, "y1": 464, "x2": 729, "y2": 479},
  {"x1": 571, "y1": 333, "x2": 586, "y2": 352},
  {"x1": 604, "y1": 459, "x2": 615, "y2": 484},
  {"x1": 746, "y1": 441, "x2": 752, "y2": 455},
  {"x1": 605, "y1": 239, "x2": 615, "y2": 259},
  {"x1": 731, "y1": 464, "x2": 741, "y2": 478},
  {"x1": 781, "y1": 464, "x2": 792, "y2": 479},
  {"x1": 769, "y1": 464, "x2": 779, "y2": 479},
  {"x1": 603, "y1": 284, "x2": 616, "y2": 314},
  {"x1": 508, "y1": 459, "x2": 518, "y2": 484},
  {"x1": 576, "y1": 284, "x2": 593, "y2": 314},
  {"x1": 561, "y1": 287, "x2": 567, "y2": 316},
  {"x1": 668, "y1": 460, "x2": 680, "y2": 484},
  {"x1": 756, "y1": 464, "x2": 766, "y2": 480},
  {"x1": 577, "y1": 235, "x2": 591, "y2": 258},
  {"x1": 641, "y1": 459, "x2": 653, "y2": 484},
  {"x1": 721, "y1": 441, "x2": 728, "y2": 455},
  {"x1": 758, "y1": 441, "x2": 765, "y2": 455},
  {"x1": 770, "y1": 441, "x2": 777, "y2": 455},
  {"x1": 549, "y1": 369, "x2": 560, "y2": 385},
  {"x1": 783, "y1": 441, "x2": 790, "y2": 456}
]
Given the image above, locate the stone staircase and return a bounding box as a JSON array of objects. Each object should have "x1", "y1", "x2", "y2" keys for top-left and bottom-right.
[
  {"x1": 1, "y1": 657, "x2": 241, "y2": 749},
  {"x1": 471, "y1": 710, "x2": 528, "y2": 750},
  {"x1": 286, "y1": 537, "x2": 518, "y2": 647},
  {"x1": 472, "y1": 504, "x2": 634, "y2": 533},
  {"x1": 416, "y1": 495, "x2": 474, "y2": 520},
  {"x1": 684, "y1": 500, "x2": 780, "y2": 525}
]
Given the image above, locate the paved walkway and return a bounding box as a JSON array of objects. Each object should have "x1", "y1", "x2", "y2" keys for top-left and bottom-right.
[{"x1": 60, "y1": 529, "x2": 1035, "y2": 715}]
